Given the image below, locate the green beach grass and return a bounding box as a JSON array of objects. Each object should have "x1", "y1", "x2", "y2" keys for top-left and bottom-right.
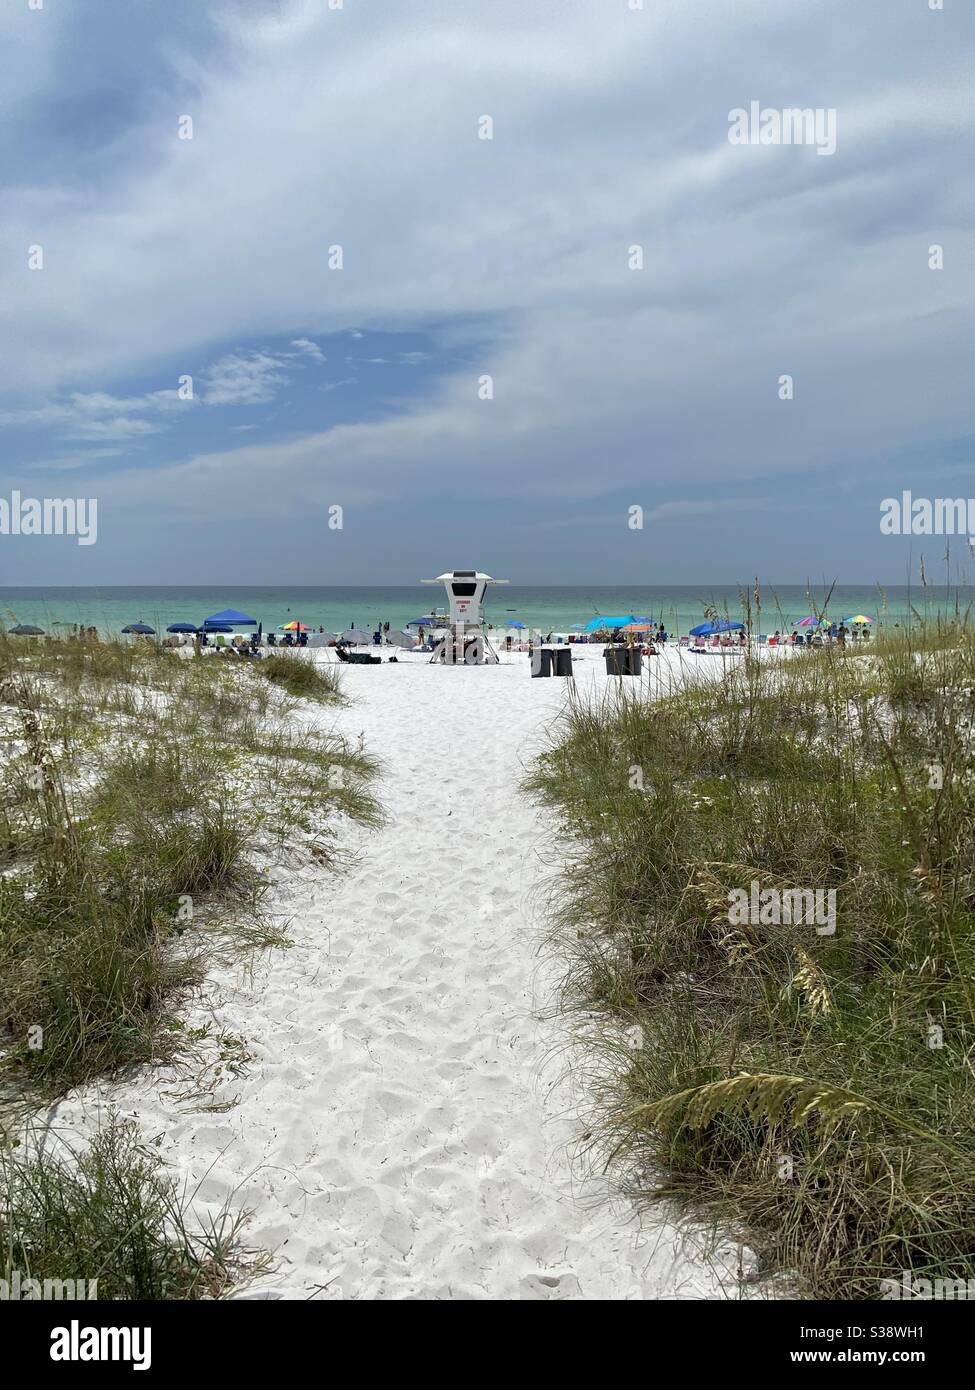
[
  {"x1": 0, "y1": 634, "x2": 381, "y2": 1296},
  {"x1": 526, "y1": 617, "x2": 975, "y2": 1299}
]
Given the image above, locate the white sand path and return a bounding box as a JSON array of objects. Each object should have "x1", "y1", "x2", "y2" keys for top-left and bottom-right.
[{"x1": 54, "y1": 646, "x2": 752, "y2": 1300}]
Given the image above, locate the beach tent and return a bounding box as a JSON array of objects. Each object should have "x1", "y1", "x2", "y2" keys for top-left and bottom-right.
[
  {"x1": 202, "y1": 608, "x2": 257, "y2": 629},
  {"x1": 583, "y1": 614, "x2": 642, "y2": 633},
  {"x1": 8, "y1": 624, "x2": 45, "y2": 636},
  {"x1": 122, "y1": 622, "x2": 156, "y2": 635},
  {"x1": 166, "y1": 623, "x2": 199, "y2": 634},
  {"x1": 689, "y1": 620, "x2": 744, "y2": 636}
]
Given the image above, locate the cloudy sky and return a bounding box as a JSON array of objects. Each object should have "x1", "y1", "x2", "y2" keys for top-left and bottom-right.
[{"x1": 1, "y1": 0, "x2": 972, "y2": 586}]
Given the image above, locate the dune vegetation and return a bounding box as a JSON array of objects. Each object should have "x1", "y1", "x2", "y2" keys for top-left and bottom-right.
[
  {"x1": 0, "y1": 634, "x2": 380, "y2": 1296},
  {"x1": 526, "y1": 615, "x2": 975, "y2": 1299}
]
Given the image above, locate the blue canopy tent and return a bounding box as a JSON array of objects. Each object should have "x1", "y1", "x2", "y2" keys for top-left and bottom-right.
[
  {"x1": 689, "y1": 620, "x2": 745, "y2": 636},
  {"x1": 583, "y1": 614, "x2": 648, "y2": 633},
  {"x1": 201, "y1": 608, "x2": 258, "y2": 629}
]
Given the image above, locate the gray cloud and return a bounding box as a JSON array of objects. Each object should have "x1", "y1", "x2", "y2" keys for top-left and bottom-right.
[{"x1": 1, "y1": 0, "x2": 972, "y2": 582}]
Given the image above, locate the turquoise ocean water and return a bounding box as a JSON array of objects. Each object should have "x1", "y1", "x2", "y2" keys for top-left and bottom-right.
[{"x1": 1, "y1": 586, "x2": 972, "y2": 638}]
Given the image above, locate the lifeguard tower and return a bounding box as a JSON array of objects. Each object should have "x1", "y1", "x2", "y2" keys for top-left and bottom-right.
[{"x1": 421, "y1": 570, "x2": 509, "y2": 664}]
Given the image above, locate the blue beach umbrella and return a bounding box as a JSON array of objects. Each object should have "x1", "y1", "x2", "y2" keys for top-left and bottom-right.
[
  {"x1": 506, "y1": 620, "x2": 526, "y2": 629},
  {"x1": 122, "y1": 622, "x2": 156, "y2": 635},
  {"x1": 166, "y1": 622, "x2": 199, "y2": 633},
  {"x1": 689, "y1": 620, "x2": 744, "y2": 636}
]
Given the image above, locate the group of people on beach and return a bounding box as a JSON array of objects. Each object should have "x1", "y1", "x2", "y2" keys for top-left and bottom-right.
[{"x1": 773, "y1": 622, "x2": 871, "y2": 647}]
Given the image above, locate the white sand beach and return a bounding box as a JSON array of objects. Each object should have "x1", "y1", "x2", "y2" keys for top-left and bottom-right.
[{"x1": 50, "y1": 645, "x2": 759, "y2": 1300}]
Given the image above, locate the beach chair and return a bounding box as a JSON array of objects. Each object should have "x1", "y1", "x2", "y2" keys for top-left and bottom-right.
[
  {"x1": 758, "y1": 635, "x2": 767, "y2": 645},
  {"x1": 679, "y1": 635, "x2": 689, "y2": 647}
]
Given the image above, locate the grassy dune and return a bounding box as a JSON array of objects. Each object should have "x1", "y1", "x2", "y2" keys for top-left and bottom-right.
[
  {"x1": 527, "y1": 622, "x2": 975, "y2": 1299},
  {"x1": 0, "y1": 636, "x2": 380, "y2": 1296}
]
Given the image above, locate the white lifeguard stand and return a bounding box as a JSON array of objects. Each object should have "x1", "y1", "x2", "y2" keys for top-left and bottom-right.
[{"x1": 421, "y1": 570, "x2": 509, "y2": 664}]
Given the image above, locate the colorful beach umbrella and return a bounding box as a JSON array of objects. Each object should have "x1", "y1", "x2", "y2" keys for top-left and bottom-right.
[
  {"x1": 842, "y1": 614, "x2": 873, "y2": 624},
  {"x1": 795, "y1": 616, "x2": 827, "y2": 628},
  {"x1": 280, "y1": 621, "x2": 309, "y2": 632}
]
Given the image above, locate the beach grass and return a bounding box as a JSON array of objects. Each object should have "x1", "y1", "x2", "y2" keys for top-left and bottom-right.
[
  {"x1": 257, "y1": 652, "x2": 344, "y2": 703},
  {"x1": 1, "y1": 1118, "x2": 268, "y2": 1299},
  {"x1": 526, "y1": 617, "x2": 975, "y2": 1299},
  {"x1": 0, "y1": 633, "x2": 381, "y2": 1298},
  {"x1": 0, "y1": 635, "x2": 380, "y2": 1094}
]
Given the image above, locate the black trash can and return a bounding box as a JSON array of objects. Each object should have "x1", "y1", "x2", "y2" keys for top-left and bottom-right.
[
  {"x1": 604, "y1": 645, "x2": 640, "y2": 676},
  {"x1": 531, "y1": 647, "x2": 554, "y2": 678},
  {"x1": 554, "y1": 647, "x2": 573, "y2": 677}
]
